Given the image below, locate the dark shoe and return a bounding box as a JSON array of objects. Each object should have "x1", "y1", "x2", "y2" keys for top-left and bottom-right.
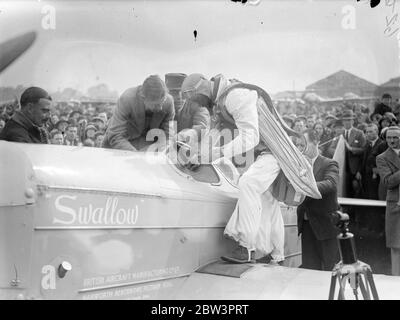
[
  {"x1": 256, "y1": 254, "x2": 273, "y2": 264},
  {"x1": 221, "y1": 245, "x2": 255, "y2": 264}
]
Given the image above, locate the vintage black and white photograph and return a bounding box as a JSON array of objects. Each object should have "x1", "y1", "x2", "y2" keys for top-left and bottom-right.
[{"x1": 0, "y1": 0, "x2": 400, "y2": 304}]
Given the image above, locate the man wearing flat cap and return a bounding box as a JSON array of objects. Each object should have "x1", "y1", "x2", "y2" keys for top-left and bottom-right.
[
  {"x1": 103, "y1": 75, "x2": 175, "y2": 151},
  {"x1": 377, "y1": 126, "x2": 400, "y2": 275},
  {"x1": 165, "y1": 73, "x2": 210, "y2": 144},
  {"x1": 341, "y1": 110, "x2": 366, "y2": 198},
  {"x1": 0, "y1": 86, "x2": 52, "y2": 144}
]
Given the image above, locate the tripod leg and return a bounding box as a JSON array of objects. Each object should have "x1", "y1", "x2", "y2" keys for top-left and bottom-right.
[
  {"x1": 338, "y1": 275, "x2": 347, "y2": 300},
  {"x1": 365, "y1": 269, "x2": 379, "y2": 300},
  {"x1": 362, "y1": 273, "x2": 371, "y2": 299},
  {"x1": 328, "y1": 275, "x2": 337, "y2": 300},
  {"x1": 358, "y1": 274, "x2": 370, "y2": 300}
]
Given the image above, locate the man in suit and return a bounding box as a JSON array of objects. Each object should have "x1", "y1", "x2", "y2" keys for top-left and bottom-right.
[
  {"x1": 355, "y1": 123, "x2": 387, "y2": 232},
  {"x1": 0, "y1": 87, "x2": 52, "y2": 144},
  {"x1": 376, "y1": 126, "x2": 400, "y2": 276},
  {"x1": 297, "y1": 129, "x2": 340, "y2": 271},
  {"x1": 357, "y1": 123, "x2": 387, "y2": 200},
  {"x1": 103, "y1": 75, "x2": 175, "y2": 151},
  {"x1": 342, "y1": 110, "x2": 366, "y2": 198},
  {"x1": 372, "y1": 93, "x2": 393, "y2": 117}
]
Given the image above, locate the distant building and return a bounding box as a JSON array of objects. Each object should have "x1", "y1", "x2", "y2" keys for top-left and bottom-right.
[
  {"x1": 376, "y1": 77, "x2": 400, "y2": 101},
  {"x1": 305, "y1": 70, "x2": 378, "y2": 99}
]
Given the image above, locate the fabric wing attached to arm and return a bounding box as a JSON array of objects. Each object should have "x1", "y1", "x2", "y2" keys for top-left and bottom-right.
[{"x1": 221, "y1": 89, "x2": 260, "y2": 158}]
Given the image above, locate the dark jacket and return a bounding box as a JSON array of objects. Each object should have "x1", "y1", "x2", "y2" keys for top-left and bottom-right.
[
  {"x1": 345, "y1": 127, "x2": 366, "y2": 175},
  {"x1": 175, "y1": 100, "x2": 210, "y2": 137},
  {"x1": 372, "y1": 103, "x2": 392, "y2": 116},
  {"x1": 360, "y1": 138, "x2": 387, "y2": 199},
  {"x1": 103, "y1": 86, "x2": 175, "y2": 151},
  {"x1": 376, "y1": 148, "x2": 400, "y2": 248},
  {"x1": 297, "y1": 155, "x2": 340, "y2": 241},
  {"x1": 0, "y1": 110, "x2": 43, "y2": 143}
]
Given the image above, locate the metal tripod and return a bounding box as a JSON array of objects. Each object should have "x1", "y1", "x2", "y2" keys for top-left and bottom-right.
[
  {"x1": 328, "y1": 260, "x2": 379, "y2": 300},
  {"x1": 328, "y1": 211, "x2": 379, "y2": 300}
]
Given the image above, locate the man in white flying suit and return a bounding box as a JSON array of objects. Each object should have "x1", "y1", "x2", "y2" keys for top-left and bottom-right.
[{"x1": 181, "y1": 73, "x2": 320, "y2": 264}]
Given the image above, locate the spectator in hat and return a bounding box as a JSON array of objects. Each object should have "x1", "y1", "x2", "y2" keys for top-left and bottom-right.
[
  {"x1": 0, "y1": 86, "x2": 52, "y2": 144},
  {"x1": 51, "y1": 129, "x2": 64, "y2": 145},
  {"x1": 92, "y1": 116, "x2": 106, "y2": 131},
  {"x1": 168, "y1": 72, "x2": 210, "y2": 145},
  {"x1": 371, "y1": 113, "x2": 383, "y2": 127},
  {"x1": 324, "y1": 119, "x2": 345, "y2": 158},
  {"x1": 379, "y1": 115, "x2": 395, "y2": 132},
  {"x1": 372, "y1": 93, "x2": 392, "y2": 116},
  {"x1": 384, "y1": 112, "x2": 398, "y2": 125},
  {"x1": 342, "y1": 110, "x2": 366, "y2": 198},
  {"x1": 55, "y1": 119, "x2": 69, "y2": 135},
  {"x1": 70, "y1": 110, "x2": 82, "y2": 123},
  {"x1": 85, "y1": 124, "x2": 97, "y2": 140},
  {"x1": 94, "y1": 131, "x2": 105, "y2": 148},
  {"x1": 103, "y1": 74, "x2": 175, "y2": 151},
  {"x1": 97, "y1": 112, "x2": 108, "y2": 125},
  {"x1": 324, "y1": 115, "x2": 337, "y2": 127},
  {"x1": 64, "y1": 124, "x2": 81, "y2": 146}
]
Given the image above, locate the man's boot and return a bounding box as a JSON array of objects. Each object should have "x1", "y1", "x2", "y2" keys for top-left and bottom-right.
[{"x1": 221, "y1": 244, "x2": 255, "y2": 264}]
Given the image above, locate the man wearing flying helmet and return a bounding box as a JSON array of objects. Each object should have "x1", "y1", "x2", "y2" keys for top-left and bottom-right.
[{"x1": 181, "y1": 73, "x2": 321, "y2": 264}]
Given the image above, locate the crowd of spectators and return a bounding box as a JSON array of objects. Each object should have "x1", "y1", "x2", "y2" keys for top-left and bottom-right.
[{"x1": 280, "y1": 93, "x2": 399, "y2": 203}]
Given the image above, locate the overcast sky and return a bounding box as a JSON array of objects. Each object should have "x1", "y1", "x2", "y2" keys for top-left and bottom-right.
[{"x1": 0, "y1": 0, "x2": 398, "y2": 95}]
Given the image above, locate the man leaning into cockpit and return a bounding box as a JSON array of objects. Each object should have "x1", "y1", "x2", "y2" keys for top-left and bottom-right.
[{"x1": 103, "y1": 75, "x2": 175, "y2": 151}]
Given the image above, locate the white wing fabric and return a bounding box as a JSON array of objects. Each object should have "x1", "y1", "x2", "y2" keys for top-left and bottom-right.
[{"x1": 256, "y1": 97, "x2": 321, "y2": 199}]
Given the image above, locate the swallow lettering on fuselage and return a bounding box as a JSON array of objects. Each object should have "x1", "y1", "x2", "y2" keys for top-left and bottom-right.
[{"x1": 53, "y1": 194, "x2": 139, "y2": 226}]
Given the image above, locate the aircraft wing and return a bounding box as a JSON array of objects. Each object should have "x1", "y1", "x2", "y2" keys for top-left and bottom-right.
[{"x1": 172, "y1": 264, "x2": 400, "y2": 300}]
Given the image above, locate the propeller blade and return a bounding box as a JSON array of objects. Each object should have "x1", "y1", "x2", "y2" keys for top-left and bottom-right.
[{"x1": 0, "y1": 31, "x2": 37, "y2": 73}]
